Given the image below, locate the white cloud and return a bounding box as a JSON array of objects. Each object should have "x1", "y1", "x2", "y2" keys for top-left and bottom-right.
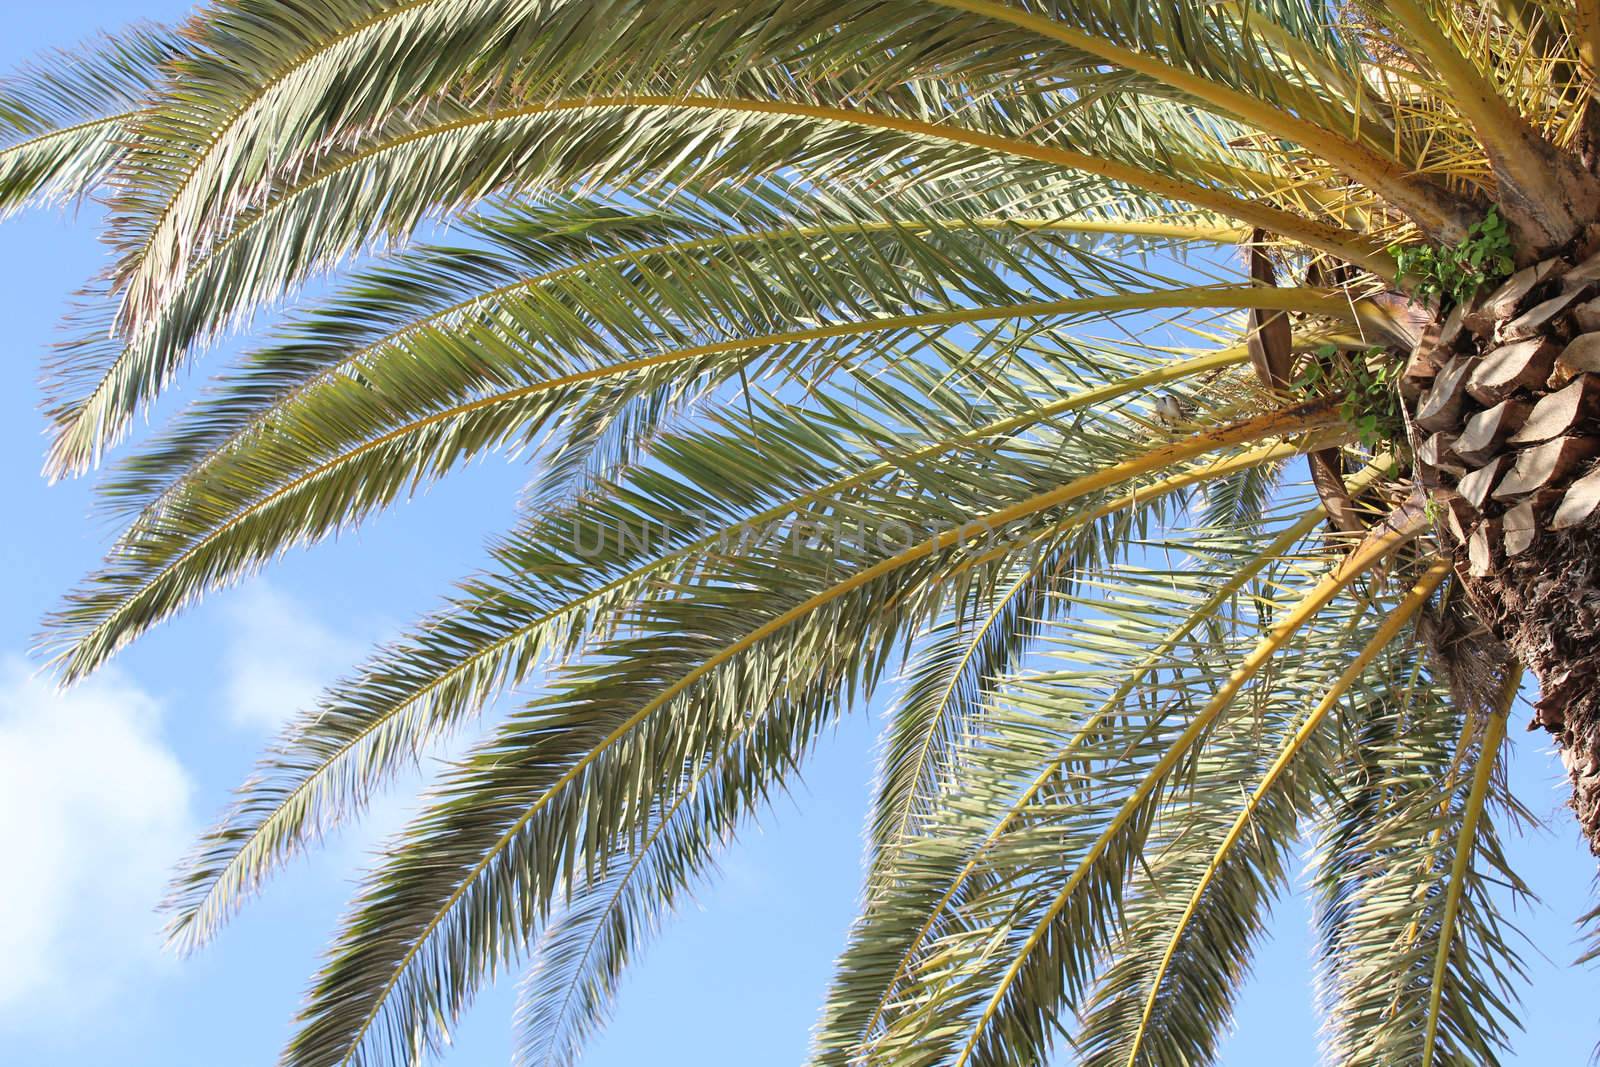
[
  {"x1": 0, "y1": 656, "x2": 192, "y2": 1014},
  {"x1": 0, "y1": 586, "x2": 389, "y2": 1025},
  {"x1": 220, "y1": 583, "x2": 365, "y2": 731}
]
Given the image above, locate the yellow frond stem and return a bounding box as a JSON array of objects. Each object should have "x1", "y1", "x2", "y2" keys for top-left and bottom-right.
[
  {"x1": 930, "y1": 0, "x2": 1460, "y2": 236},
  {"x1": 1383, "y1": 0, "x2": 1574, "y2": 229},
  {"x1": 954, "y1": 506, "x2": 1428, "y2": 1067},
  {"x1": 1124, "y1": 559, "x2": 1451, "y2": 1067},
  {"x1": 1383, "y1": 1, "x2": 1525, "y2": 136}
]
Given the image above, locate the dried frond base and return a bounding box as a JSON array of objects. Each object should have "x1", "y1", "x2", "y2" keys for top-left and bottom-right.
[{"x1": 1410, "y1": 234, "x2": 1600, "y2": 853}]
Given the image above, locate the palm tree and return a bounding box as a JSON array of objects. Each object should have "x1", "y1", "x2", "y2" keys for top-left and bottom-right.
[{"x1": 6, "y1": 1, "x2": 1598, "y2": 1063}]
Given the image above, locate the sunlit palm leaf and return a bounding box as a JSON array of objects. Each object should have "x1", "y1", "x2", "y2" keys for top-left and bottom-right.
[{"x1": 0, "y1": 22, "x2": 177, "y2": 215}]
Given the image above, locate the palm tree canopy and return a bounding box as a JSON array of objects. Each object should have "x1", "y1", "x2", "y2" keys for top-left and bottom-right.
[{"x1": 6, "y1": 2, "x2": 1596, "y2": 1065}]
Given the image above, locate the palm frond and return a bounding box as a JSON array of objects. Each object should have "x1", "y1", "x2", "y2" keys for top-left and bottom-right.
[
  {"x1": 832, "y1": 509, "x2": 1422, "y2": 1067},
  {"x1": 868, "y1": 544, "x2": 1079, "y2": 885},
  {"x1": 52, "y1": 1, "x2": 1424, "y2": 470},
  {"x1": 6, "y1": 4, "x2": 1587, "y2": 1066},
  {"x1": 1077, "y1": 560, "x2": 1450, "y2": 1067},
  {"x1": 0, "y1": 22, "x2": 177, "y2": 215},
  {"x1": 1312, "y1": 648, "x2": 1532, "y2": 1067},
  {"x1": 160, "y1": 335, "x2": 1267, "y2": 950},
  {"x1": 282, "y1": 407, "x2": 1333, "y2": 1067},
  {"x1": 814, "y1": 451, "x2": 1399, "y2": 1063}
]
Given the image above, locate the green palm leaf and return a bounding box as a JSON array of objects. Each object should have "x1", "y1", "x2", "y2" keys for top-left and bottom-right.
[{"x1": 0, "y1": 22, "x2": 177, "y2": 215}]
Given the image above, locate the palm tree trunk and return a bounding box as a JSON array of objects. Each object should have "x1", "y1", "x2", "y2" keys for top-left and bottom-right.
[{"x1": 1407, "y1": 239, "x2": 1600, "y2": 853}]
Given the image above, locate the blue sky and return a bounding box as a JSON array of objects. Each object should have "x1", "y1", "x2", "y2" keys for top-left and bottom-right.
[{"x1": 0, "y1": 4, "x2": 1595, "y2": 1065}]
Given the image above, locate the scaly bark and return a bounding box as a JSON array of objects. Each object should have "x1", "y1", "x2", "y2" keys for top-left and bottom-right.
[{"x1": 1406, "y1": 234, "x2": 1600, "y2": 852}]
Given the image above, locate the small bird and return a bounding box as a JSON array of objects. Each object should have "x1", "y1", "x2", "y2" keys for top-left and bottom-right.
[{"x1": 1152, "y1": 394, "x2": 1189, "y2": 428}]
